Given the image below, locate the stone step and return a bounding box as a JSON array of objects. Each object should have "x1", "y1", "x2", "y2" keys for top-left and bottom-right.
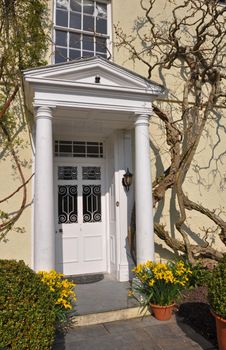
[{"x1": 71, "y1": 306, "x2": 150, "y2": 327}]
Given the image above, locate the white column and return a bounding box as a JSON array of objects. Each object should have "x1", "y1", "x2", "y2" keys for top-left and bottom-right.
[
  {"x1": 135, "y1": 113, "x2": 154, "y2": 264},
  {"x1": 34, "y1": 106, "x2": 55, "y2": 271}
]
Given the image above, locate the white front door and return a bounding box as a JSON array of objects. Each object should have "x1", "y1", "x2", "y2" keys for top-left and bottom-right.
[{"x1": 55, "y1": 161, "x2": 106, "y2": 275}]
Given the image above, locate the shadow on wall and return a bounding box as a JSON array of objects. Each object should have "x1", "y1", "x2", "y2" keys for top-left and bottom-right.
[
  {"x1": 154, "y1": 242, "x2": 177, "y2": 261},
  {"x1": 151, "y1": 142, "x2": 222, "y2": 254}
]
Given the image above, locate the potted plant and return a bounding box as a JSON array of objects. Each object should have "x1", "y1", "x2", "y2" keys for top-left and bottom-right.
[
  {"x1": 129, "y1": 260, "x2": 192, "y2": 321},
  {"x1": 208, "y1": 255, "x2": 226, "y2": 350}
]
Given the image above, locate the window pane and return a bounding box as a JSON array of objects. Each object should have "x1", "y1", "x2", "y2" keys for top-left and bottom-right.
[
  {"x1": 87, "y1": 142, "x2": 99, "y2": 151},
  {"x1": 55, "y1": 142, "x2": 59, "y2": 155},
  {"x1": 100, "y1": 144, "x2": 103, "y2": 156},
  {"x1": 58, "y1": 166, "x2": 77, "y2": 180},
  {"x1": 56, "y1": 9, "x2": 68, "y2": 27},
  {"x1": 87, "y1": 146, "x2": 100, "y2": 156},
  {"x1": 73, "y1": 142, "x2": 86, "y2": 155},
  {"x1": 71, "y1": 0, "x2": 81, "y2": 12},
  {"x1": 83, "y1": 35, "x2": 94, "y2": 51},
  {"x1": 96, "y1": 2, "x2": 107, "y2": 18},
  {"x1": 60, "y1": 141, "x2": 72, "y2": 144},
  {"x1": 69, "y1": 49, "x2": 81, "y2": 60},
  {"x1": 96, "y1": 52, "x2": 107, "y2": 59},
  {"x1": 96, "y1": 37, "x2": 106, "y2": 53},
  {"x1": 55, "y1": 47, "x2": 67, "y2": 63},
  {"x1": 82, "y1": 167, "x2": 101, "y2": 180},
  {"x1": 56, "y1": 30, "x2": 67, "y2": 47},
  {"x1": 55, "y1": 141, "x2": 103, "y2": 158},
  {"x1": 96, "y1": 18, "x2": 107, "y2": 34},
  {"x1": 56, "y1": 0, "x2": 69, "y2": 10},
  {"x1": 59, "y1": 142, "x2": 72, "y2": 154},
  {"x1": 83, "y1": 0, "x2": 94, "y2": 14},
  {"x1": 70, "y1": 11, "x2": 81, "y2": 29},
  {"x1": 82, "y1": 51, "x2": 94, "y2": 58},
  {"x1": 83, "y1": 15, "x2": 94, "y2": 31},
  {"x1": 70, "y1": 32, "x2": 81, "y2": 49}
]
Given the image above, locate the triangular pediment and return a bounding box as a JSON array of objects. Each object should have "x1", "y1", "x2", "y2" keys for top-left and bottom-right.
[{"x1": 23, "y1": 57, "x2": 164, "y2": 95}]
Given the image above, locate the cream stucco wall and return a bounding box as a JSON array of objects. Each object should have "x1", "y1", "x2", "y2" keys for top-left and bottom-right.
[{"x1": 0, "y1": 128, "x2": 33, "y2": 265}]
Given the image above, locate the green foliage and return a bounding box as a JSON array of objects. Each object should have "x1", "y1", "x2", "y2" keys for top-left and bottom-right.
[
  {"x1": 0, "y1": 0, "x2": 50, "y2": 75},
  {"x1": 208, "y1": 255, "x2": 226, "y2": 319},
  {"x1": 0, "y1": 260, "x2": 56, "y2": 350},
  {"x1": 0, "y1": 0, "x2": 50, "y2": 238},
  {"x1": 0, "y1": 0, "x2": 50, "y2": 127},
  {"x1": 130, "y1": 260, "x2": 192, "y2": 307},
  {"x1": 187, "y1": 262, "x2": 212, "y2": 288}
]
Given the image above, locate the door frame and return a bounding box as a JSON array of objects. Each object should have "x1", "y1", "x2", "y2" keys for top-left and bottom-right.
[{"x1": 54, "y1": 156, "x2": 109, "y2": 275}]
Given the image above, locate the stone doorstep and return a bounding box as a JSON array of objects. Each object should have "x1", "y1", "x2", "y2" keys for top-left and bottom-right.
[{"x1": 71, "y1": 306, "x2": 151, "y2": 327}]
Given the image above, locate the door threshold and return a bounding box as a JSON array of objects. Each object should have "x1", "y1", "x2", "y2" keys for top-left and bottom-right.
[{"x1": 66, "y1": 273, "x2": 105, "y2": 284}]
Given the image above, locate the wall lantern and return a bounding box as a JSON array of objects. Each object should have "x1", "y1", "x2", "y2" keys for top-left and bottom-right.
[{"x1": 122, "y1": 168, "x2": 133, "y2": 192}]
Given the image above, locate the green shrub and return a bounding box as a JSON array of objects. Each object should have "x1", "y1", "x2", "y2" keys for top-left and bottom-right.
[
  {"x1": 208, "y1": 255, "x2": 226, "y2": 319},
  {"x1": 0, "y1": 260, "x2": 56, "y2": 350},
  {"x1": 188, "y1": 262, "x2": 212, "y2": 288}
]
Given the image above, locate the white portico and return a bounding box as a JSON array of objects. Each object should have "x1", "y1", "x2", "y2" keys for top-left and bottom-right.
[{"x1": 23, "y1": 57, "x2": 164, "y2": 281}]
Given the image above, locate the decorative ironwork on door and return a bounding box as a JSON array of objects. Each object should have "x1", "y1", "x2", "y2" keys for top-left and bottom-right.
[
  {"x1": 83, "y1": 185, "x2": 101, "y2": 223},
  {"x1": 82, "y1": 167, "x2": 101, "y2": 180},
  {"x1": 58, "y1": 185, "x2": 78, "y2": 224},
  {"x1": 58, "y1": 166, "x2": 77, "y2": 180}
]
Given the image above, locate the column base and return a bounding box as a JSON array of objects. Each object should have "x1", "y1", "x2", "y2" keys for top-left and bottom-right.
[{"x1": 117, "y1": 264, "x2": 129, "y2": 282}]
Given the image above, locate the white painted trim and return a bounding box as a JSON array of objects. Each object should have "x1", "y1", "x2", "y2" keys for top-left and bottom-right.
[
  {"x1": 27, "y1": 78, "x2": 160, "y2": 95},
  {"x1": 107, "y1": 1, "x2": 113, "y2": 59},
  {"x1": 31, "y1": 128, "x2": 35, "y2": 269},
  {"x1": 23, "y1": 58, "x2": 164, "y2": 93},
  {"x1": 34, "y1": 100, "x2": 151, "y2": 115},
  {"x1": 32, "y1": 87, "x2": 153, "y2": 115},
  {"x1": 105, "y1": 148, "x2": 111, "y2": 274},
  {"x1": 113, "y1": 132, "x2": 121, "y2": 279}
]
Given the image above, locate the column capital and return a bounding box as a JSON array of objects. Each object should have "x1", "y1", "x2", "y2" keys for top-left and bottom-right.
[
  {"x1": 134, "y1": 113, "x2": 150, "y2": 127},
  {"x1": 35, "y1": 105, "x2": 55, "y2": 120}
]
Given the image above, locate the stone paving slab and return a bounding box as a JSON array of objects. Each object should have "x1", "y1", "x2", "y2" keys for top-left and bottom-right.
[
  {"x1": 73, "y1": 275, "x2": 138, "y2": 316},
  {"x1": 53, "y1": 315, "x2": 217, "y2": 350}
]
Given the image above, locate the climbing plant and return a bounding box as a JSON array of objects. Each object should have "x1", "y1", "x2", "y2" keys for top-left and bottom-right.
[
  {"x1": 115, "y1": 0, "x2": 226, "y2": 264},
  {"x1": 0, "y1": 0, "x2": 50, "y2": 239}
]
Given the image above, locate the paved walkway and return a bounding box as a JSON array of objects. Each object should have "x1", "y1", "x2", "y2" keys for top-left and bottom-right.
[{"x1": 53, "y1": 315, "x2": 217, "y2": 350}]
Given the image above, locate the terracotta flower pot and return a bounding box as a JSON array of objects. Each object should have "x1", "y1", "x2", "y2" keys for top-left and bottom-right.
[
  {"x1": 211, "y1": 310, "x2": 226, "y2": 350},
  {"x1": 150, "y1": 303, "x2": 175, "y2": 321}
]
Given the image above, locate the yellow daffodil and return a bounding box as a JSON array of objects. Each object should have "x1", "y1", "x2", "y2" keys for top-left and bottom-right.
[{"x1": 131, "y1": 260, "x2": 192, "y2": 306}]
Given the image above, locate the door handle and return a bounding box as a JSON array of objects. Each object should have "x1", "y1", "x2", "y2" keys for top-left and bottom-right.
[{"x1": 55, "y1": 229, "x2": 63, "y2": 234}]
